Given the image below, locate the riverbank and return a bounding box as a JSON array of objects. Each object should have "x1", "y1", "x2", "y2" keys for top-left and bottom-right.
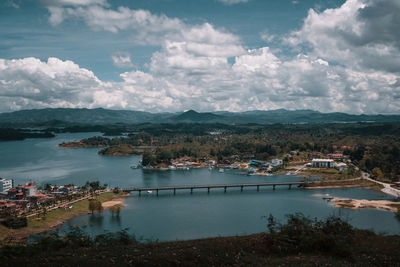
[
  {"x1": 331, "y1": 198, "x2": 400, "y2": 212},
  {"x1": 59, "y1": 141, "x2": 106, "y2": 148},
  {"x1": 102, "y1": 196, "x2": 128, "y2": 209},
  {"x1": 303, "y1": 179, "x2": 383, "y2": 190},
  {"x1": 0, "y1": 191, "x2": 129, "y2": 242}
]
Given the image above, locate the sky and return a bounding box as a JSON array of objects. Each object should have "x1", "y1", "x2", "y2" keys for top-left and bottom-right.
[{"x1": 0, "y1": 0, "x2": 399, "y2": 114}]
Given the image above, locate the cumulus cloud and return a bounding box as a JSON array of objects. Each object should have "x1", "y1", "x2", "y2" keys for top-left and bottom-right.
[
  {"x1": 1, "y1": 0, "x2": 398, "y2": 114},
  {"x1": 260, "y1": 30, "x2": 275, "y2": 43},
  {"x1": 217, "y1": 0, "x2": 249, "y2": 5},
  {"x1": 0, "y1": 57, "x2": 105, "y2": 111},
  {"x1": 111, "y1": 51, "x2": 134, "y2": 68},
  {"x1": 285, "y1": 0, "x2": 400, "y2": 74}
]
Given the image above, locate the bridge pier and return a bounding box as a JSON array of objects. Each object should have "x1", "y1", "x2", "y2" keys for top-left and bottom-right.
[
  {"x1": 174, "y1": 188, "x2": 176, "y2": 195},
  {"x1": 241, "y1": 186, "x2": 243, "y2": 192},
  {"x1": 208, "y1": 187, "x2": 210, "y2": 194},
  {"x1": 191, "y1": 188, "x2": 193, "y2": 194},
  {"x1": 289, "y1": 184, "x2": 292, "y2": 190},
  {"x1": 156, "y1": 189, "x2": 159, "y2": 196},
  {"x1": 273, "y1": 185, "x2": 276, "y2": 190},
  {"x1": 257, "y1": 185, "x2": 259, "y2": 191},
  {"x1": 224, "y1": 186, "x2": 227, "y2": 193},
  {"x1": 138, "y1": 190, "x2": 141, "y2": 197}
]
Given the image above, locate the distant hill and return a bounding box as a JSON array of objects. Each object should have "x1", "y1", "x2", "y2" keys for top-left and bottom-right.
[
  {"x1": 172, "y1": 110, "x2": 226, "y2": 122},
  {"x1": 0, "y1": 108, "x2": 399, "y2": 126},
  {"x1": 0, "y1": 108, "x2": 170, "y2": 125}
]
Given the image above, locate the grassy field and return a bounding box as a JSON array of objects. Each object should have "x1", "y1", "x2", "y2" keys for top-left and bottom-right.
[
  {"x1": 300, "y1": 167, "x2": 361, "y2": 180},
  {"x1": 0, "y1": 192, "x2": 127, "y2": 242},
  {"x1": 304, "y1": 179, "x2": 383, "y2": 190}
]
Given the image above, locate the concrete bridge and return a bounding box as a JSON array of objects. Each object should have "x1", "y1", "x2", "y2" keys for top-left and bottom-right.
[{"x1": 123, "y1": 181, "x2": 305, "y2": 196}]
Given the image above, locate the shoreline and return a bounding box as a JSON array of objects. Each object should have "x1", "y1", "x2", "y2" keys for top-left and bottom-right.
[
  {"x1": 331, "y1": 197, "x2": 400, "y2": 212},
  {"x1": 0, "y1": 192, "x2": 129, "y2": 242},
  {"x1": 304, "y1": 184, "x2": 362, "y2": 189}
]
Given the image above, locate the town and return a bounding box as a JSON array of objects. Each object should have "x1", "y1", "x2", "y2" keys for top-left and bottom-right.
[{"x1": 0, "y1": 178, "x2": 114, "y2": 228}]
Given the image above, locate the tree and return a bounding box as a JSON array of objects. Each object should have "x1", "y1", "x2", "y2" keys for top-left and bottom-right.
[
  {"x1": 372, "y1": 167, "x2": 384, "y2": 181},
  {"x1": 141, "y1": 151, "x2": 155, "y2": 166},
  {"x1": 44, "y1": 183, "x2": 52, "y2": 192},
  {"x1": 88, "y1": 199, "x2": 103, "y2": 214}
]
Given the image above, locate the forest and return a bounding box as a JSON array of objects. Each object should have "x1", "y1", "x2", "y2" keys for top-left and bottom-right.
[{"x1": 56, "y1": 122, "x2": 400, "y2": 182}]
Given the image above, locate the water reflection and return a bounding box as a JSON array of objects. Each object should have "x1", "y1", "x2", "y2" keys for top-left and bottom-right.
[
  {"x1": 110, "y1": 215, "x2": 121, "y2": 226},
  {"x1": 89, "y1": 214, "x2": 104, "y2": 228}
]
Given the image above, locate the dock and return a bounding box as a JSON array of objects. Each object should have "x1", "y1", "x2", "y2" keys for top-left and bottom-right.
[{"x1": 123, "y1": 181, "x2": 305, "y2": 196}]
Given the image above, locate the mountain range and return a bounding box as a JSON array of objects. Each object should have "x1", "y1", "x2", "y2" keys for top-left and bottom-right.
[{"x1": 0, "y1": 108, "x2": 399, "y2": 126}]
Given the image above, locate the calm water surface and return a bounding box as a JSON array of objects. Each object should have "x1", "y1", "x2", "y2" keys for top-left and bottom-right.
[{"x1": 1, "y1": 133, "x2": 399, "y2": 241}]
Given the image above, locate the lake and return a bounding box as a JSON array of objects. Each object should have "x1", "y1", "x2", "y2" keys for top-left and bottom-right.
[{"x1": 1, "y1": 133, "x2": 399, "y2": 241}]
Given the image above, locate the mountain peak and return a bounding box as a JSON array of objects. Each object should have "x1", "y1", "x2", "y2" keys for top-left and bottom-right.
[{"x1": 183, "y1": 110, "x2": 199, "y2": 115}]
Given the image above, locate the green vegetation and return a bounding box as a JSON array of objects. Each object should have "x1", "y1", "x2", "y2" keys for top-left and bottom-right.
[
  {"x1": 0, "y1": 191, "x2": 125, "y2": 242},
  {"x1": 0, "y1": 128, "x2": 54, "y2": 141},
  {"x1": 265, "y1": 213, "x2": 356, "y2": 257},
  {"x1": 98, "y1": 144, "x2": 141, "y2": 156},
  {"x1": 1, "y1": 214, "x2": 399, "y2": 266},
  {"x1": 301, "y1": 166, "x2": 361, "y2": 180},
  {"x1": 88, "y1": 199, "x2": 103, "y2": 214},
  {"x1": 56, "y1": 122, "x2": 400, "y2": 182},
  {"x1": 303, "y1": 179, "x2": 382, "y2": 190},
  {"x1": 1, "y1": 217, "x2": 27, "y2": 229}
]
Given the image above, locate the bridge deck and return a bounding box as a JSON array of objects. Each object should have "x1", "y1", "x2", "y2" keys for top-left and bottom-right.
[{"x1": 123, "y1": 181, "x2": 304, "y2": 193}]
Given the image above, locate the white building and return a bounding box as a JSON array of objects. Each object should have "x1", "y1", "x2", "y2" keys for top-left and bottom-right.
[
  {"x1": 312, "y1": 159, "x2": 334, "y2": 168},
  {"x1": 335, "y1": 162, "x2": 348, "y2": 171},
  {"x1": 271, "y1": 159, "x2": 283, "y2": 167},
  {"x1": 0, "y1": 178, "x2": 13, "y2": 192}
]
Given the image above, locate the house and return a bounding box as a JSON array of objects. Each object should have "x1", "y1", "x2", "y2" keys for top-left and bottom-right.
[
  {"x1": 335, "y1": 162, "x2": 348, "y2": 171},
  {"x1": 7, "y1": 188, "x2": 18, "y2": 199},
  {"x1": 0, "y1": 200, "x2": 16, "y2": 214},
  {"x1": 28, "y1": 193, "x2": 50, "y2": 203},
  {"x1": 271, "y1": 159, "x2": 283, "y2": 167},
  {"x1": 328, "y1": 152, "x2": 350, "y2": 160},
  {"x1": 21, "y1": 185, "x2": 37, "y2": 196},
  {"x1": 312, "y1": 159, "x2": 335, "y2": 168},
  {"x1": 250, "y1": 160, "x2": 266, "y2": 166}
]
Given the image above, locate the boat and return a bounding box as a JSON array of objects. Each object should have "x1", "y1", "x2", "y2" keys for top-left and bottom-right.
[
  {"x1": 131, "y1": 163, "x2": 143, "y2": 169},
  {"x1": 147, "y1": 190, "x2": 153, "y2": 194},
  {"x1": 219, "y1": 168, "x2": 224, "y2": 173}
]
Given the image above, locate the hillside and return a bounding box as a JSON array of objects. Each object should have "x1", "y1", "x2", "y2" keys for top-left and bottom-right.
[
  {"x1": 0, "y1": 108, "x2": 399, "y2": 126},
  {"x1": 172, "y1": 110, "x2": 226, "y2": 122},
  {"x1": 1, "y1": 232, "x2": 399, "y2": 266}
]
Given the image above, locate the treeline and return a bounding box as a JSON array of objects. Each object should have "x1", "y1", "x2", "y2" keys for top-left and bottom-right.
[
  {"x1": 358, "y1": 145, "x2": 400, "y2": 182},
  {"x1": 0, "y1": 128, "x2": 55, "y2": 141}
]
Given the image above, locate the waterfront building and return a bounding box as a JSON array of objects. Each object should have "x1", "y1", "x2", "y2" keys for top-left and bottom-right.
[
  {"x1": 0, "y1": 178, "x2": 13, "y2": 192},
  {"x1": 312, "y1": 159, "x2": 335, "y2": 168},
  {"x1": 335, "y1": 162, "x2": 348, "y2": 171},
  {"x1": 271, "y1": 159, "x2": 283, "y2": 167}
]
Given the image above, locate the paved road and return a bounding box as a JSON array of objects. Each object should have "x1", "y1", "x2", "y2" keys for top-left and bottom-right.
[{"x1": 361, "y1": 172, "x2": 400, "y2": 198}]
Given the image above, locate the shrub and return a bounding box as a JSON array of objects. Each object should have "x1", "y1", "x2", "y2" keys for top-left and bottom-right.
[
  {"x1": 2, "y1": 216, "x2": 27, "y2": 229},
  {"x1": 264, "y1": 213, "x2": 357, "y2": 257}
]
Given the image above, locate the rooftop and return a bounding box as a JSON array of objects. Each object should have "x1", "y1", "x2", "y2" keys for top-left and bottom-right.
[{"x1": 312, "y1": 159, "x2": 334, "y2": 162}]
